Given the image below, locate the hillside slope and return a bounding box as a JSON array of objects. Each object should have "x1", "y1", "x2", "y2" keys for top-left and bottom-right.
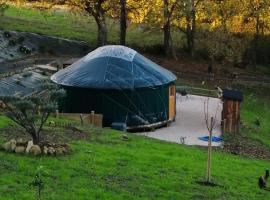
[{"x1": 0, "y1": 121, "x2": 269, "y2": 200}]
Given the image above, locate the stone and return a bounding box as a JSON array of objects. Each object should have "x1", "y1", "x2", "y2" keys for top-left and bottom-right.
[
  {"x1": 55, "y1": 147, "x2": 64, "y2": 155},
  {"x1": 16, "y1": 138, "x2": 27, "y2": 147},
  {"x1": 29, "y1": 145, "x2": 41, "y2": 156},
  {"x1": 2, "y1": 142, "x2": 12, "y2": 152},
  {"x1": 26, "y1": 140, "x2": 33, "y2": 154},
  {"x1": 63, "y1": 143, "x2": 71, "y2": 152},
  {"x1": 17, "y1": 138, "x2": 23, "y2": 143},
  {"x1": 15, "y1": 146, "x2": 25, "y2": 154},
  {"x1": 122, "y1": 134, "x2": 129, "y2": 141},
  {"x1": 48, "y1": 121, "x2": 55, "y2": 127},
  {"x1": 2, "y1": 139, "x2": 17, "y2": 152},
  {"x1": 48, "y1": 147, "x2": 55, "y2": 155},
  {"x1": 62, "y1": 147, "x2": 68, "y2": 153},
  {"x1": 9, "y1": 139, "x2": 17, "y2": 152},
  {"x1": 43, "y1": 146, "x2": 48, "y2": 155}
]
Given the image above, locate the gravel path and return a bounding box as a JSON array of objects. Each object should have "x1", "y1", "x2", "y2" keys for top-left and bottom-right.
[{"x1": 137, "y1": 94, "x2": 223, "y2": 146}]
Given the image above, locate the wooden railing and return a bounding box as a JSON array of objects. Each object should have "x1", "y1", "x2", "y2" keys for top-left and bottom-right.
[
  {"x1": 54, "y1": 111, "x2": 103, "y2": 127},
  {"x1": 176, "y1": 85, "x2": 220, "y2": 98}
]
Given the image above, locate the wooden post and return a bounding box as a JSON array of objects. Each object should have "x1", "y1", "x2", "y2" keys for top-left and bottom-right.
[
  {"x1": 55, "y1": 109, "x2": 59, "y2": 118},
  {"x1": 223, "y1": 119, "x2": 227, "y2": 134},
  {"x1": 90, "y1": 111, "x2": 95, "y2": 125},
  {"x1": 80, "y1": 114, "x2": 83, "y2": 125},
  {"x1": 229, "y1": 114, "x2": 232, "y2": 134},
  {"x1": 206, "y1": 117, "x2": 214, "y2": 183},
  {"x1": 235, "y1": 102, "x2": 239, "y2": 134}
]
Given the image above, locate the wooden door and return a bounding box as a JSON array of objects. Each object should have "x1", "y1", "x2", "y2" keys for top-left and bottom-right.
[{"x1": 169, "y1": 85, "x2": 176, "y2": 120}]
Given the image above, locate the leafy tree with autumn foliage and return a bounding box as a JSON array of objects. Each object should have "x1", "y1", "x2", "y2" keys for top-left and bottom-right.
[
  {"x1": 0, "y1": 0, "x2": 8, "y2": 17},
  {"x1": 67, "y1": 0, "x2": 113, "y2": 46},
  {"x1": 7, "y1": 0, "x2": 270, "y2": 64}
]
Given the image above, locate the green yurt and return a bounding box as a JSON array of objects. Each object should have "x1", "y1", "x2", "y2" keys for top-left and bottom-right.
[{"x1": 51, "y1": 45, "x2": 177, "y2": 129}]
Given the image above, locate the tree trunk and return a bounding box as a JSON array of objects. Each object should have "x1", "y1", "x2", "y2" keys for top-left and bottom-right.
[
  {"x1": 186, "y1": 0, "x2": 195, "y2": 56},
  {"x1": 252, "y1": 16, "x2": 260, "y2": 68},
  {"x1": 190, "y1": 0, "x2": 196, "y2": 56},
  {"x1": 163, "y1": 0, "x2": 171, "y2": 55},
  {"x1": 31, "y1": 131, "x2": 39, "y2": 145},
  {"x1": 96, "y1": 17, "x2": 107, "y2": 46},
  {"x1": 120, "y1": 0, "x2": 127, "y2": 45},
  {"x1": 186, "y1": 15, "x2": 192, "y2": 55},
  {"x1": 206, "y1": 117, "x2": 214, "y2": 183}
]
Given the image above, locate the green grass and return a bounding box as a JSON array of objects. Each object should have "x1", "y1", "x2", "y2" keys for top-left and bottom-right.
[
  {"x1": 0, "y1": 114, "x2": 13, "y2": 129},
  {"x1": 241, "y1": 89, "x2": 270, "y2": 149},
  {"x1": 0, "y1": 6, "x2": 183, "y2": 47},
  {"x1": 0, "y1": 4, "x2": 270, "y2": 200},
  {"x1": 0, "y1": 116, "x2": 270, "y2": 199}
]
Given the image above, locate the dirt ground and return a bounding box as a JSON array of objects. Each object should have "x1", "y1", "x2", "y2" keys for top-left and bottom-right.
[{"x1": 137, "y1": 94, "x2": 223, "y2": 147}]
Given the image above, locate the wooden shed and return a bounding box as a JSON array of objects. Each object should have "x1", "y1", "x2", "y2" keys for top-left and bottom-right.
[{"x1": 221, "y1": 89, "x2": 243, "y2": 134}]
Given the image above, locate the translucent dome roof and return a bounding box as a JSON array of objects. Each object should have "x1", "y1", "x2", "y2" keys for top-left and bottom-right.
[{"x1": 51, "y1": 45, "x2": 177, "y2": 89}]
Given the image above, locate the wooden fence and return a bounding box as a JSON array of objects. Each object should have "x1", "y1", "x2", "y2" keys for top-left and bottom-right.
[
  {"x1": 176, "y1": 85, "x2": 219, "y2": 98},
  {"x1": 54, "y1": 111, "x2": 103, "y2": 127}
]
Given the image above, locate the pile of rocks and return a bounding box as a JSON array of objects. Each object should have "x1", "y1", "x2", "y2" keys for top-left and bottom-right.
[{"x1": 1, "y1": 139, "x2": 71, "y2": 156}]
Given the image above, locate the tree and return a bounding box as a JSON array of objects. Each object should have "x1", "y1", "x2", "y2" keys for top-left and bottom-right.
[
  {"x1": 203, "y1": 97, "x2": 220, "y2": 183},
  {"x1": 0, "y1": 0, "x2": 8, "y2": 17},
  {"x1": 185, "y1": 0, "x2": 197, "y2": 56},
  {"x1": 120, "y1": 0, "x2": 127, "y2": 45},
  {"x1": 110, "y1": 0, "x2": 155, "y2": 45},
  {"x1": 67, "y1": 0, "x2": 112, "y2": 46},
  {"x1": 0, "y1": 83, "x2": 65, "y2": 145},
  {"x1": 163, "y1": 0, "x2": 178, "y2": 55},
  {"x1": 174, "y1": 0, "x2": 203, "y2": 56},
  {"x1": 241, "y1": 0, "x2": 270, "y2": 67},
  {"x1": 197, "y1": 27, "x2": 249, "y2": 71}
]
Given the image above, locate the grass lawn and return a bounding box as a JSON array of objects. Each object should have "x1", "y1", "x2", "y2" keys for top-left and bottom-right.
[
  {"x1": 0, "y1": 114, "x2": 13, "y2": 129},
  {"x1": 0, "y1": 115, "x2": 270, "y2": 200},
  {"x1": 241, "y1": 88, "x2": 270, "y2": 149},
  {"x1": 0, "y1": 6, "x2": 183, "y2": 48},
  {"x1": 1, "y1": 6, "x2": 270, "y2": 198}
]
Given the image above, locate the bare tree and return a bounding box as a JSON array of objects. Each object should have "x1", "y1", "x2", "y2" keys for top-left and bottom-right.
[{"x1": 204, "y1": 97, "x2": 220, "y2": 183}]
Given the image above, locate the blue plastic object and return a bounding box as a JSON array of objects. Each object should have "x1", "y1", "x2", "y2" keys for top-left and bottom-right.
[
  {"x1": 111, "y1": 122, "x2": 127, "y2": 131},
  {"x1": 198, "y1": 136, "x2": 223, "y2": 142}
]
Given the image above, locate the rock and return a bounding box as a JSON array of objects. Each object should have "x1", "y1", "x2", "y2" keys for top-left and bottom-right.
[
  {"x1": 26, "y1": 140, "x2": 34, "y2": 154},
  {"x1": 10, "y1": 139, "x2": 17, "y2": 151},
  {"x1": 62, "y1": 147, "x2": 68, "y2": 153},
  {"x1": 29, "y1": 145, "x2": 41, "y2": 156},
  {"x1": 62, "y1": 144, "x2": 71, "y2": 153},
  {"x1": 2, "y1": 139, "x2": 17, "y2": 152},
  {"x1": 48, "y1": 121, "x2": 55, "y2": 127},
  {"x1": 43, "y1": 146, "x2": 48, "y2": 155},
  {"x1": 9, "y1": 139, "x2": 17, "y2": 151},
  {"x1": 122, "y1": 134, "x2": 129, "y2": 141},
  {"x1": 17, "y1": 138, "x2": 23, "y2": 143},
  {"x1": 16, "y1": 138, "x2": 27, "y2": 147},
  {"x1": 15, "y1": 146, "x2": 25, "y2": 154},
  {"x1": 48, "y1": 147, "x2": 55, "y2": 155},
  {"x1": 2, "y1": 142, "x2": 12, "y2": 152},
  {"x1": 55, "y1": 147, "x2": 64, "y2": 155}
]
